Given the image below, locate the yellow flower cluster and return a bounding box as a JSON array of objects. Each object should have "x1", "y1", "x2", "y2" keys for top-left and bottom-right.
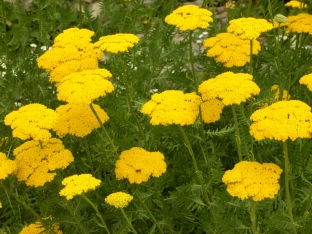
[
  {"x1": 53, "y1": 103, "x2": 109, "y2": 138},
  {"x1": 227, "y1": 17, "x2": 273, "y2": 40},
  {"x1": 0, "y1": 152, "x2": 16, "y2": 180},
  {"x1": 56, "y1": 69, "x2": 114, "y2": 104},
  {"x1": 4, "y1": 104, "x2": 58, "y2": 142},
  {"x1": 201, "y1": 99, "x2": 224, "y2": 123},
  {"x1": 94, "y1": 33, "x2": 139, "y2": 54},
  {"x1": 141, "y1": 90, "x2": 202, "y2": 126},
  {"x1": 115, "y1": 147, "x2": 167, "y2": 184},
  {"x1": 250, "y1": 100, "x2": 312, "y2": 141},
  {"x1": 203, "y1": 32, "x2": 261, "y2": 67},
  {"x1": 165, "y1": 5, "x2": 213, "y2": 31},
  {"x1": 222, "y1": 161, "x2": 282, "y2": 201},
  {"x1": 285, "y1": 0, "x2": 307, "y2": 9},
  {"x1": 19, "y1": 221, "x2": 62, "y2": 234},
  {"x1": 37, "y1": 28, "x2": 103, "y2": 84},
  {"x1": 13, "y1": 138, "x2": 74, "y2": 187},
  {"x1": 287, "y1": 13, "x2": 312, "y2": 35},
  {"x1": 105, "y1": 192, "x2": 133, "y2": 208},
  {"x1": 59, "y1": 174, "x2": 101, "y2": 200},
  {"x1": 299, "y1": 73, "x2": 312, "y2": 91},
  {"x1": 198, "y1": 72, "x2": 260, "y2": 106}
]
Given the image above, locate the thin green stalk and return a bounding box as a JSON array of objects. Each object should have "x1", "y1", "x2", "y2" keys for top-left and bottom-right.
[
  {"x1": 188, "y1": 31, "x2": 198, "y2": 92},
  {"x1": 231, "y1": 105, "x2": 242, "y2": 161},
  {"x1": 89, "y1": 103, "x2": 119, "y2": 158},
  {"x1": 81, "y1": 194, "x2": 111, "y2": 234},
  {"x1": 247, "y1": 0, "x2": 252, "y2": 16},
  {"x1": 283, "y1": 141, "x2": 297, "y2": 234},
  {"x1": 66, "y1": 201, "x2": 88, "y2": 234},
  {"x1": 250, "y1": 199, "x2": 257, "y2": 234},
  {"x1": 120, "y1": 208, "x2": 138, "y2": 234},
  {"x1": 52, "y1": 0, "x2": 56, "y2": 40},
  {"x1": 36, "y1": 0, "x2": 43, "y2": 102},
  {"x1": 79, "y1": 0, "x2": 82, "y2": 27},
  {"x1": 83, "y1": 137, "x2": 95, "y2": 176}
]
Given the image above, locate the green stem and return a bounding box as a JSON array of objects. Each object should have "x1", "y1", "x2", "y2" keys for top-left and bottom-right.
[
  {"x1": 81, "y1": 194, "x2": 111, "y2": 234},
  {"x1": 247, "y1": 0, "x2": 252, "y2": 16},
  {"x1": 283, "y1": 141, "x2": 297, "y2": 234},
  {"x1": 83, "y1": 137, "x2": 95, "y2": 176},
  {"x1": 250, "y1": 199, "x2": 257, "y2": 234},
  {"x1": 231, "y1": 105, "x2": 242, "y2": 161},
  {"x1": 52, "y1": 0, "x2": 56, "y2": 40},
  {"x1": 36, "y1": 0, "x2": 43, "y2": 102},
  {"x1": 188, "y1": 31, "x2": 198, "y2": 93},
  {"x1": 79, "y1": 0, "x2": 82, "y2": 27},
  {"x1": 120, "y1": 208, "x2": 138, "y2": 234},
  {"x1": 66, "y1": 201, "x2": 88, "y2": 234},
  {"x1": 89, "y1": 103, "x2": 119, "y2": 158}
]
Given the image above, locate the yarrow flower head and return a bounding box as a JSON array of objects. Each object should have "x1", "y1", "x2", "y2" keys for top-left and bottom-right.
[
  {"x1": 198, "y1": 72, "x2": 260, "y2": 106},
  {"x1": 94, "y1": 33, "x2": 139, "y2": 54},
  {"x1": 19, "y1": 218, "x2": 62, "y2": 234},
  {"x1": 4, "y1": 104, "x2": 58, "y2": 142},
  {"x1": 227, "y1": 17, "x2": 273, "y2": 40},
  {"x1": 201, "y1": 99, "x2": 224, "y2": 123},
  {"x1": 115, "y1": 147, "x2": 167, "y2": 184},
  {"x1": 203, "y1": 32, "x2": 261, "y2": 67},
  {"x1": 287, "y1": 14, "x2": 312, "y2": 35},
  {"x1": 59, "y1": 174, "x2": 101, "y2": 200},
  {"x1": 53, "y1": 103, "x2": 109, "y2": 138},
  {"x1": 105, "y1": 192, "x2": 133, "y2": 208},
  {"x1": 165, "y1": 5, "x2": 213, "y2": 31},
  {"x1": 285, "y1": 0, "x2": 307, "y2": 9},
  {"x1": 140, "y1": 90, "x2": 202, "y2": 126},
  {"x1": 0, "y1": 152, "x2": 16, "y2": 180},
  {"x1": 250, "y1": 100, "x2": 312, "y2": 141},
  {"x1": 274, "y1": 14, "x2": 288, "y2": 24},
  {"x1": 222, "y1": 161, "x2": 282, "y2": 201},
  {"x1": 299, "y1": 73, "x2": 312, "y2": 91}
]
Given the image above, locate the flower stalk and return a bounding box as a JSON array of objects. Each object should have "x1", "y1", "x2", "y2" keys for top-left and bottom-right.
[
  {"x1": 121, "y1": 208, "x2": 138, "y2": 234},
  {"x1": 231, "y1": 105, "x2": 242, "y2": 161},
  {"x1": 83, "y1": 137, "x2": 95, "y2": 176}
]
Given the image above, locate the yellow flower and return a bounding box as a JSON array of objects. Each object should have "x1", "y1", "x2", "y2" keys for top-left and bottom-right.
[
  {"x1": 299, "y1": 73, "x2": 312, "y2": 91},
  {"x1": 105, "y1": 192, "x2": 133, "y2": 208},
  {"x1": 165, "y1": 5, "x2": 213, "y2": 31},
  {"x1": 198, "y1": 72, "x2": 260, "y2": 106},
  {"x1": 0, "y1": 201, "x2": 2, "y2": 208},
  {"x1": 250, "y1": 100, "x2": 312, "y2": 141},
  {"x1": 141, "y1": 90, "x2": 202, "y2": 126},
  {"x1": 19, "y1": 220, "x2": 62, "y2": 234},
  {"x1": 287, "y1": 13, "x2": 312, "y2": 35},
  {"x1": 94, "y1": 33, "x2": 139, "y2": 54},
  {"x1": 201, "y1": 99, "x2": 224, "y2": 123},
  {"x1": 13, "y1": 138, "x2": 74, "y2": 187},
  {"x1": 115, "y1": 147, "x2": 167, "y2": 184},
  {"x1": 222, "y1": 161, "x2": 282, "y2": 201},
  {"x1": 0, "y1": 152, "x2": 16, "y2": 180},
  {"x1": 56, "y1": 69, "x2": 114, "y2": 104},
  {"x1": 4, "y1": 104, "x2": 58, "y2": 142},
  {"x1": 227, "y1": 17, "x2": 273, "y2": 40},
  {"x1": 285, "y1": 0, "x2": 307, "y2": 9},
  {"x1": 53, "y1": 103, "x2": 109, "y2": 138},
  {"x1": 203, "y1": 32, "x2": 261, "y2": 67},
  {"x1": 59, "y1": 174, "x2": 101, "y2": 200}
]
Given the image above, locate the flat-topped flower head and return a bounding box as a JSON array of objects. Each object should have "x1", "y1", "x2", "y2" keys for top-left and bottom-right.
[
  {"x1": 141, "y1": 90, "x2": 202, "y2": 126},
  {"x1": 201, "y1": 99, "x2": 224, "y2": 124},
  {"x1": 300, "y1": 73, "x2": 312, "y2": 91},
  {"x1": 287, "y1": 14, "x2": 312, "y2": 35},
  {"x1": 165, "y1": 5, "x2": 213, "y2": 31},
  {"x1": 53, "y1": 28, "x2": 95, "y2": 49},
  {"x1": 4, "y1": 104, "x2": 58, "y2": 142},
  {"x1": 105, "y1": 192, "x2": 133, "y2": 208},
  {"x1": 53, "y1": 103, "x2": 109, "y2": 138},
  {"x1": 13, "y1": 138, "x2": 74, "y2": 187},
  {"x1": 0, "y1": 152, "x2": 16, "y2": 180},
  {"x1": 285, "y1": 0, "x2": 307, "y2": 9},
  {"x1": 222, "y1": 161, "x2": 282, "y2": 201},
  {"x1": 56, "y1": 69, "x2": 114, "y2": 104},
  {"x1": 94, "y1": 33, "x2": 139, "y2": 54},
  {"x1": 115, "y1": 147, "x2": 167, "y2": 184},
  {"x1": 203, "y1": 32, "x2": 261, "y2": 67},
  {"x1": 59, "y1": 174, "x2": 101, "y2": 200},
  {"x1": 250, "y1": 100, "x2": 312, "y2": 141},
  {"x1": 227, "y1": 17, "x2": 273, "y2": 40},
  {"x1": 198, "y1": 72, "x2": 260, "y2": 106},
  {"x1": 19, "y1": 218, "x2": 62, "y2": 234}
]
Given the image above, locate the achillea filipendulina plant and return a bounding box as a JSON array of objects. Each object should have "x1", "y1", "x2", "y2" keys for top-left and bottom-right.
[
  {"x1": 287, "y1": 13, "x2": 312, "y2": 35},
  {"x1": 0, "y1": 152, "x2": 16, "y2": 180},
  {"x1": 4, "y1": 104, "x2": 58, "y2": 142},
  {"x1": 105, "y1": 192, "x2": 133, "y2": 208},
  {"x1": 201, "y1": 99, "x2": 224, "y2": 124},
  {"x1": 285, "y1": 0, "x2": 307, "y2": 9},
  {"x1": 164, "y1": 5, "x2": 213, "y2": 31},
  {"x1": 19, "y1": 220, "x2": 63, "y2": 234},
  {"x1": 299, "y1": 73, "x2": 312, "y2": 90}
]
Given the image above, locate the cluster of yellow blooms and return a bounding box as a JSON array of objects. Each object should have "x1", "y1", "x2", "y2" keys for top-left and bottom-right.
[
  {"x1": 0, "y1": 152, "x2": 16, "y2": 180},
  {"x1": 59, "y1": 174, "x2": 101, "y2": 200},
  {"x1": 250, "y1": 100, "x2": 312, "y2": 141},
  {"x1": 115, "y1": 147, "x2": 167, "y2": 184},
  {"x1": 19, "y1": 220, "x2": 63, "y2": 234},
  {"x1": 203, "y1": 32, "x2": 261, "y2": 67},
  {"x1": 4, "y1": 104, "x2": 58, "y2": 142},
  {"x1": 198, "y1": 72, "x2": 260, "y2": 106},
  {"x1": 105, "y1": 192, "x2": 133, "y2": 208},
  {"x1": 201, "y1": 99, "x2": 224, "y2": 124},
  {"x1": 164, "y1": 5, "x2": 213, "y2": 31},
  {"x1": 285, "y1": 0, "x2": 307, "y2": 9},
  {"x1": 141, "y1": 90, "x2": 202, "y2": 126},
  {"x1": 287, "y1": 13, "x2": 312, "y2": 35},
  {"x1": 299, "y1": 73, "x2": 312, "y2": 91},
  {"x1": 13, "y1": 138, "x2": 74, "y2": 187},
  {"x1": 222, "y1": 161, "x2": 282, "y2": 201}
]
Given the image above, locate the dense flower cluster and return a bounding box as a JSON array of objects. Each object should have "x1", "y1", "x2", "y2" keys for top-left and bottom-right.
[
  {"x1": 115, "y1": 147, "x2": 167, "y2": 184},
  {"x1": 0, "y1": 152, "x2": 16, "y2": 180},
  {"x1": 227, "y1": 17, "x2": 273, "y2": 40},
  {"x1": 141, "y1": 90, "x2": 202, "y2": 126},
  {"x1": 198, "y1": 72, "x2": 260, "y2": 106},
  {"x1": 105, "y1": 192, "x2": 133, "y2": 208},
  {"x1": 56, "y1": 69, "x2": 114, "y2": 104},
  {"x1": 273, "y1": 14, "x2": 288, "y2": 24},
  {"x1": 19, "y1": 220, "x2": 62, "y2": 234},
  {"x1": 222, "y1": 161, "x2": 282, "y2": 201},
  {"x1": 53, "y1": 103, "x2": 109, "y2": 138},
  {"x1": 201, "y1": 99, "x2": 224, "y2": 123},
  {"x1": 59, "y1": 174, "x2": 101, "y2": 200},
  {"x1": 285, "y1": 0, "x2": 307, "y2": 9},
  {"x1": 203, "y1": 32, "x2": 261, "y2": 67},
  {"x1": 13, "y1": 138, "x2": 74, "y2": 187},
  {"x1": 4, "y1": 104, "x2": 58, "y2": 142},
  {"x1": 299, "y1": 73, "x2": 312, "y2": 91},
  {"x1": 165, "y1": 5, "x2": 213, "y2": 31},
  {"x1": 94, "y1": 33, "x2": 139, "y2": 54},
  {"x1": 250, "y1": 100, "x2": 312, "y2": 141},
  {"x1": 287, "y1": 13, "x2": 312, "y2": 35}
]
